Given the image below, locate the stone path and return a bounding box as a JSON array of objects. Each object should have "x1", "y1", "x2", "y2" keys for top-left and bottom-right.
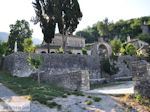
[
  {"x1": 85, "y1": 81, "x2": 134, "y2": 95},
  {"x1": 0, "y1": 83, "x2": 128, "y2": 112}
]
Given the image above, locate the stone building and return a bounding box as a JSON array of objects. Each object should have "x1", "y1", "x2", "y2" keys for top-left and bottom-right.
[{"x1": 35, "y1": 34, "x2": 85, "y2": 54}]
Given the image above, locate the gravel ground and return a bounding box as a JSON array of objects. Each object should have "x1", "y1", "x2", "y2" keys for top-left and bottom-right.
[{"x1": 0, "y1": 83, "x2": 127, "y2": 112}]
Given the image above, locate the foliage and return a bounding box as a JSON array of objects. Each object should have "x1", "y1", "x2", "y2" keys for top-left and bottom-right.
[
  {"x1": 76, "y1": 26, "x2": 99, "y2": 43},
  {"x1": 46, "y1": 101, "x2": 61, "y2": 109},
  {"x1": 137, "y1": 33, "x2": 150, "y2": 44},
  {"x1": 84, "y1": 100, "x2": 93, "y2": 105},
  {"x1": 97, "y1": 18, "x2": 110, "y2": 38},
  {"x1": 0, "y1": 41, "x2": 8, "y2": 57},
  {"x1": 82, "y1": 48, "x2": 87, "y2": 55},
  {"x1": 57, "y1": 47, "x2": 64, "y2": 54},
  {"x1": 76, "y1": 16, "x2": 150, "y2": 43},
  {"x1": 27, "y1": 55, "x2": 43, "y2": 69},
  {"x1": 125, "y1": 43, "x2": 137, "y2": 55},
  {"x1": 101, "y1": 58, "x2": 118, "y2": 75},
  {"x1": 135, "y1": 94, "x2": 143, "y2": 103},
  {"x1": 23, "y1": 38, "x2": 35, "y2": 53},
  {"x1": 92, "y1": 97, "x2": 101, "y2": 102},
  {"x1": 8, "y1": 20, "x2": 32, "y2": 53},
  {"x1": 120, "y1": 43, "x2": 137, "y2": 55},
  {"x1": 0, "y1": 71, "x2": 72, "y2": 109},
  {"x1": 32, "y1": 0, "x2": 82, "y2": 52},
  {"x1": 110, "y1": 39, "x2": 122, "y2": 55}
]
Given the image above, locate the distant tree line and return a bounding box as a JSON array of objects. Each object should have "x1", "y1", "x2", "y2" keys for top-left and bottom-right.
[{"x1": 76, "y1": 16, "x2": 150, "y2": 43}]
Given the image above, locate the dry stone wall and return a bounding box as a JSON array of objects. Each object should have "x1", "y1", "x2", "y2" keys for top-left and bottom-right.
[
  {"x1": 3, "y1": 52, "x2": 100, "y2": 78},
  {"x1": 131, "y1": 60, "x2": 150, "y2": 98},
  {"x1": 32, "y1": 70, "x2": 90, "y2": 91},
  {"x1": 3, "y1": 52, "x2": 100, "y2": 91}
]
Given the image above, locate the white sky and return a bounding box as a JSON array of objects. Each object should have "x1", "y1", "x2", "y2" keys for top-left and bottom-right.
[{"x1": 0, "y1": 0, "x2": 150, "y2": 40}]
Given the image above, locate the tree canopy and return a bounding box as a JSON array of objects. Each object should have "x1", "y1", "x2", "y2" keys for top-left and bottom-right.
[
  {"x1": 32, "y1": 0, "x2": 82, "y2": 52},
  {"x1": 8, "y1": 20, "x2": 32, "y2": 53},
  {"x1": 0, "y1": 41, "x2": 8, "y2": 57},
  {"x1": 76, "y1": 16, "x2": 150, "y2": 43},
  {"x1": 110, "y1": 39, "x2": 122, "y2": 55}
]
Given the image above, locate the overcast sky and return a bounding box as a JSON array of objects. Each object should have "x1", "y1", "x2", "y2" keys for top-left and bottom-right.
[{"x1": 0, "y1": 0, "x2": 150, "y2": 40}]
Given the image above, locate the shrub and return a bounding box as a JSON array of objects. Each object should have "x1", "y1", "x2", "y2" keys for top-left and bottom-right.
[
  {"x1": 101, "y1": 58, "x2": 118, "y2": 75},
  {"x1": 46, "y1": 101, "x2": 61, "y2": 109},
  {"x1": 84, "y1": 100, "x2": 93, "y2": 105},
  {"x1": 27, "y1": 55, "x2": 43, "y2": 69},
  {"x1": 82, "y1": 48, "x2": 87, "y2": 55},
  {"x1": 93, "y1": 97, "x2": 102, "y2": 102}
]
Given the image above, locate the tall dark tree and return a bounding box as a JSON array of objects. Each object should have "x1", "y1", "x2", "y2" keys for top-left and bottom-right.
[
  {"x1": 32, "y1": 0, "x2": 82, "y2": 53},
  {"x1": 8, "y1": 20, "x2": 32, "y2": 53}
]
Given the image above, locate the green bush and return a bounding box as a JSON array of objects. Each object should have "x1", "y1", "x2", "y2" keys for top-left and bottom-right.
[
  {"x1": 27, "y1": 55, "x2": 43, "y2": 69},
  {"x1": 84, "y1": 100, "x2": 93, "y2": 105},
  {"x1": 82, "y1": 48, "x2": 87, "y2": 55},
  {"x1": 93, "y1": 97, "x2": 101, "y2": 102},
  {"x1": 101, "y1": 58, "x2": 118, "y2": 75},
  {"x1": 135, "y1": 94, "x2": 142, "y2": 102}
]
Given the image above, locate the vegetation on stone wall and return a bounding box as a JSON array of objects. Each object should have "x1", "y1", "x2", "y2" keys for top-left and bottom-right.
[{"x1": 101, "y1": 58, "x2": 119, "y2": 75}]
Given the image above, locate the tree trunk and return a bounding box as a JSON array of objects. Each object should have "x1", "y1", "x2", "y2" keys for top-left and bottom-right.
[
  {"x1": 62, "y1": 34, "x2": 67, "y2": 53},
  {"x1": 47, "y1": 42, "x2": 50, "y2": 53},
  {"x1": 37, "y1": 71, "x2": 40, "y2": 85}
]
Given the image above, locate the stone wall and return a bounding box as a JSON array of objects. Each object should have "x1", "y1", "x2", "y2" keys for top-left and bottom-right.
[
  {"x1": 112, "y1": 55, "x2": 137, "y2": 78},
  {"x1": 32, "y1": 70, "x2": 90, "y2": 91},
  {"x1": 3, "y1": 52, "x2": 101, "y2": 79},
  {"x1": 131, "y1": 60, "x2": 150, "y2": 98}
]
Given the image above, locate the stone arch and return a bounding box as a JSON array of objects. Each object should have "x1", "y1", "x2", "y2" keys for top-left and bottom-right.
[{"x1": 98, "y1": 42, "x2": 112, "y2": 58}]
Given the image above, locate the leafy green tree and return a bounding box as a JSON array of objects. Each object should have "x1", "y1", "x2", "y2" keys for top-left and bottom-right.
[
  {"x1": 27, "y1": 55, "x2": 43, "y2": 84},
  {"x1": 8, "y1": 20, "x2": 32, "y2": 53},
  {"x1": 97, "y1": 18, "x2": 109, "y2": 37},
  {"x1": 76, "y1": 25, "x2": 99, "y2": 43},
  {"x1": 23, "y1": 38, "x2": 35, "y2": 53},
  {"x1": 110, "y1": 39, "x2": 122, "y2": 55},
  {"x1": 0, "y1": 41, "x2": 8, "y2": 57},
  {"x1": 32, "y1": 0, "x2": 82, "y2": 53}
]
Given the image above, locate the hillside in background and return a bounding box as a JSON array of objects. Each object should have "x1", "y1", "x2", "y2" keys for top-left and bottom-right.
[
  {"x1": 0, "y1": 32, "x2": 42, "y2": 45},
  {"x1": 76, "y1": 16, "x2": 150, "y2": 43},
  {"x1": 0, "y1": 32, "x2": 9, "y2": 42}
]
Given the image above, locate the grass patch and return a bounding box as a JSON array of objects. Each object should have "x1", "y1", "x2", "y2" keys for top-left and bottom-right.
[
  {"x1": 0, "y1": 71, "x2": 74, "y2": 109},
  {"x1": 92, "y1": 97, "x2": 101, "y2": 102},
  {"x1": 84, "y1": 100, "x2": 93, "y2": 105},
  {"x1": 46, "y1": 101, "x2": 61, "y2": 109},
  {"x1": 87, "y1": 96, "x2": 92, "y2": 98}
]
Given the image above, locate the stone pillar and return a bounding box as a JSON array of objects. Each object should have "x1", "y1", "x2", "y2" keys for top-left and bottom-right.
[{"x1": 80, "y1": 70, "x2": 90, "y2": 91}]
